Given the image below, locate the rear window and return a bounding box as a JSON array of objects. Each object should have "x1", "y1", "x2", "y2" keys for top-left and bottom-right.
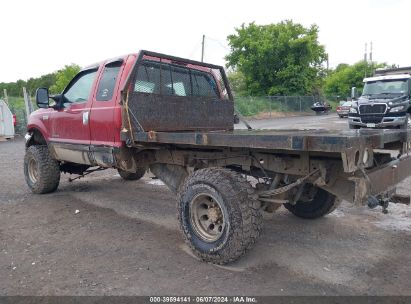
[{"x1": 133, "y1": 61, "x2": 220, "y2": 98}]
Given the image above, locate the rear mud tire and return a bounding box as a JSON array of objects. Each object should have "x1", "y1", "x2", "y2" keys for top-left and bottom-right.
[
  {"x1": 117, "y1": 167, "x2": 146, "y2": 181},
  {"x1": 24, "y1": 145, "x2": 60, "y2": 194},
  {"x1": 284, "y1": 187, "x2": 339, "y2": 219},
  {"x1": 177, "y1": 168, "x2": 262, "y2": 264}
]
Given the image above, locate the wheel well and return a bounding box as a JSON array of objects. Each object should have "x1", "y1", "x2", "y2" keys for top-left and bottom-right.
[{"x1": 27, "y1": 129, "x2": 47, "y2": 147}]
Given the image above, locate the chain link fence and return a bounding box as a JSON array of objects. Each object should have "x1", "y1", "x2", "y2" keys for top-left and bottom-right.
[
  {"x1": 8, "y1": 103, "x2": 27, "y2": 136},
  {"x1": 5, "y1": 94, "x2": 329, "y2": 135},
  {"x1": 234, "y1": 96, "x2": 322, "y2": 117}
]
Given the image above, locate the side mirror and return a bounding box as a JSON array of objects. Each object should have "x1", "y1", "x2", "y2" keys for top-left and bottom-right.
[
  {"x1": 351, "y1": 87, "x2": 357, "y2": 100},
  {"x1": 36, "y1": 88, "x2": 50, "y2": 108}
]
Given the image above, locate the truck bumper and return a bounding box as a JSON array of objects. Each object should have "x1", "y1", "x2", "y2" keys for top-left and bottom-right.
[
  {"x1": 337, "y1": 110, "x2": 349, "y2": 117},
  {"x1": 348, "y1": 116, "x2": 407, "y2": 128}
]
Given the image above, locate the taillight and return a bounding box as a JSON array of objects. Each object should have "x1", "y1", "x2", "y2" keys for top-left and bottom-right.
[
  {"x1": 13, "y1": 114, "x2": 17, "y2": 126},
  {"x1": 337, "y1": 106, "x2": 341, "y2": 111}
]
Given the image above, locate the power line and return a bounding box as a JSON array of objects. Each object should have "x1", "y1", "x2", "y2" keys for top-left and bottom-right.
[
  {"x1": 201, "y1": 34, "x2": 205, "y2": 62},
  {"x1": 188, "y1": 42, "x2": 201, "y2": 59},
  {"x1": 205, "y1": 36, "x2": 230, "y2": 51}
]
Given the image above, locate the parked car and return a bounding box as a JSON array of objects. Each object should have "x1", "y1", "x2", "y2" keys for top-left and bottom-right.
[
  {"x1": 311, "y1": 101, "x2": 331, "y2": 115},
  {"x1": 336, "y1": 101, "x2": 352, "y2": 118}
]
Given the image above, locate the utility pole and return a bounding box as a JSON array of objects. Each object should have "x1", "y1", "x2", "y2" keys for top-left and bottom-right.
[
  {"x1": 22, "y1": 87, "x2": 34, "y2": 121},
  {"x1": 364, "y1": 42, "x2": 368, "y2": 78},
  {"x1": 369, "y1": 41, "x2": 373, "y2": 75},
  {"x1": 201, "y1": 34, "x2": 205, "y2": 62},
  {"x1": 369, "y1": 41, "x2": 373, "y2": 62}
]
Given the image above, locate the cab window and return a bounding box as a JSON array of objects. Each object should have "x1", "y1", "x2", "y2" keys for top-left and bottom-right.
[
  {"x1": 64, "y1": 69, "x2": 98, "y2": 103},
  {"x1": 96, "y1": 61, "x2": 122, "y2": 101}
]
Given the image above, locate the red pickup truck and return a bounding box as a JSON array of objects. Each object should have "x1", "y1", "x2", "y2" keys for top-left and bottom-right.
[{"x1": 25, "y1": 51, "x2": 411, "y2": 264}]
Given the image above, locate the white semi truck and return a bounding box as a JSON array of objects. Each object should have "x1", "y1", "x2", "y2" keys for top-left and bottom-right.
[{"x1": 348, "y1": 66, "x2": 411, "y2": 129}]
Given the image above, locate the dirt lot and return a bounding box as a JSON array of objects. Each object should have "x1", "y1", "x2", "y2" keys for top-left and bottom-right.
[{"x1": 1, "y1": 115, "x2": 411, "y2": 295}]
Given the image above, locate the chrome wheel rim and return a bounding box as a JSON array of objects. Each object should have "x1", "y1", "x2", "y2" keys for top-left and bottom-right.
[
  {"x1": 189, "y1": 193, "x2": 225, "y2": 242},
  {"x1": 28, "y1": 158, "x2": 38, "y2": 183}
]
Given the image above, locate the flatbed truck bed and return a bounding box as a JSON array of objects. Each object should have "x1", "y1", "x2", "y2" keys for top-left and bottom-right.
[
  {"x1": 129, "y1": 128, "x2": 411, "y2": 153},
  {"x1": 123, "y1": 127, "x2": 411, "y2": 205}
]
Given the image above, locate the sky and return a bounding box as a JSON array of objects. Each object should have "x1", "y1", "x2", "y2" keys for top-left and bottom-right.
[{"x1": 0, "y1": 0, "x2": 410, "y2": 82}]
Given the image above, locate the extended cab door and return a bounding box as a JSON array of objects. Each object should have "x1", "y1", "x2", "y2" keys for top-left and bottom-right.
[
  {"x1": 89, "y1": 59, "x2": 124, "y2": 146},
  {"x1": 49, "y1": 67, "x2": 99, "y2": 146}
]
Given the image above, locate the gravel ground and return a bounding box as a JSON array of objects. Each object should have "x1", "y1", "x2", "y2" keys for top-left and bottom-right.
[{"x1": 1, "y1": 115, "x2": 410, "y2": 296}]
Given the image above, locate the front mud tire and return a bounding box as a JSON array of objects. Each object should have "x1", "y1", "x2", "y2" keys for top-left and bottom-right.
[
  {"x1": 24, "y1": 145, "x2": 60, "y2": 194},
  {"x1": 178, "y1": 168, "x2": 262, "y2": 264}
]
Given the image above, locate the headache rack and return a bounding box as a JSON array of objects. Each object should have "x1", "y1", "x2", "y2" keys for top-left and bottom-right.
[{"x1": 123, "y1": 50, "x2": 234, "y2": 134}]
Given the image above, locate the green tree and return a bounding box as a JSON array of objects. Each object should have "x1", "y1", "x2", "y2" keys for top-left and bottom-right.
[
  {"x1": 323, "y1": 61, "x2": 387, "y2": 99},
  {"x1": 50, "y1": 64, "x2": 81, "y2": 94},
  {"x1": 0, "y1": 81, "x2": 25, "y2": 96},
  {"x1": 26, "y1": 73, "x2": 56, "y2": 95},
  {"x1": 1, "y1": 71, "x2": 58, "y2": 98},
  {"x1": 227, "y1": 69, "x2": 247, "y2": 96},
  {"x1": 226, "y1": 20, "x2": 327, "y2": 96}
]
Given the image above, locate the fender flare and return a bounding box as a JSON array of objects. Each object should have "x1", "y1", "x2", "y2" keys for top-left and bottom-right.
[{"x1": 26, "y1": 127, "x2": 47, "y2": 147}]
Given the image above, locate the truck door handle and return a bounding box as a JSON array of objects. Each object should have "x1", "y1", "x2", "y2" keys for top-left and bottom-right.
[{"x1": 83, "y1": 111, "x2": 89, "y2": 125}]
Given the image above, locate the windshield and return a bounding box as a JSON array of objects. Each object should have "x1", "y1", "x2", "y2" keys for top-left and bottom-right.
[{"x1": 363, "y1": 79, "x2": 408, "y2": 96}]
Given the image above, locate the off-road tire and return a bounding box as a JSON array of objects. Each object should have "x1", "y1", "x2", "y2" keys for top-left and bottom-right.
[
  {"x1": 117, "y1": 167, "x2": 146, "y2": 181},
  {"x1": 284, "y1": 186, "x2": 339, "y2": 219},
  {"x1": 24, "y1": 145, "x2": 60, "y2": 194},
  {"x1": 177, "y1": 168, "x2": 262, "y2": 264}
]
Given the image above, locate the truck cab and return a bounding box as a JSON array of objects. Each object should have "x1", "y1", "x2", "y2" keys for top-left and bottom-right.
[
  {"x1": 28, "y1": 55, "x2": 134, "y2": 149},
  {"x1": 25, "y1": 51, "x2": 232, "y2": 179},
  {"x1": 348, "y1": 67, "x2": 411, "y2": 129}
]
